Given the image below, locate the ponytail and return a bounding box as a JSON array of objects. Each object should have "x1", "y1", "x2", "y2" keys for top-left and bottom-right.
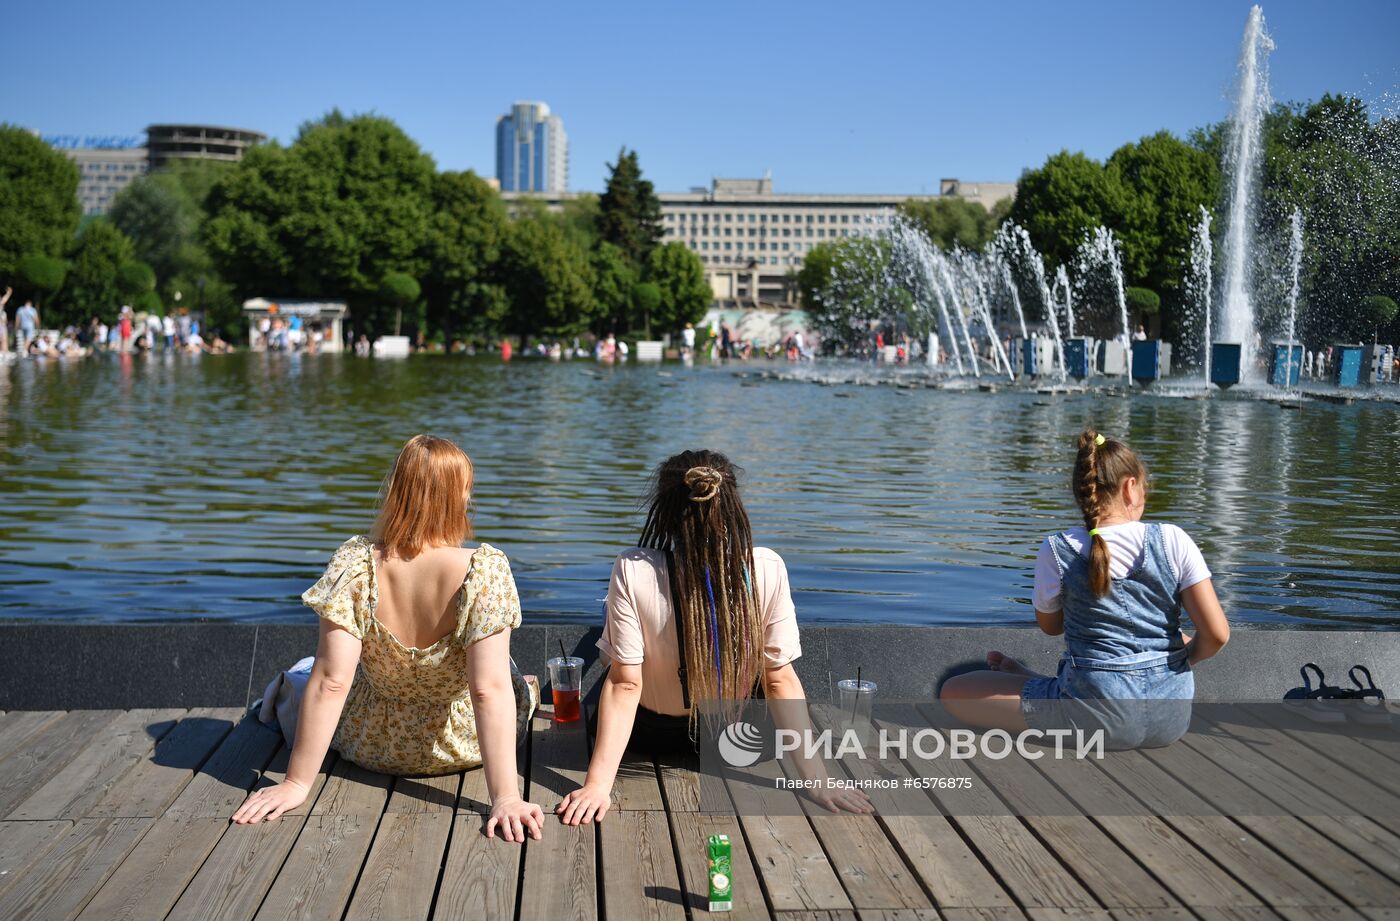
[
  {"x1": 1072, "y1": 429, "x2": 1148, "y2": 598},
  {"x1": 1074, "y1": 430, "x2": 1112, "y2": 596}
]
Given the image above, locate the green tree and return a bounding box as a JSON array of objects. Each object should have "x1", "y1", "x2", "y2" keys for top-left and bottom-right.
[
  {"x1": 109, "y1": 160, "x2": 240, "y2": 330},
  {"x1": 1008, "y1": 151, "x2": 1128, "y2": 270},
  {"x1": 643, "y1": 242, "x2": 711, "y2": 333},
  {"x1": 117, "y1": 261, "x2": 157, "y2": 301},
  {"x1": 379, "y1": 272, "x2": 421, "y2": 336},
  {"x1": 631, "y1": 282, "x2": 661, "y2": 336},
  {"x1": 17, "y1": 255, "x2": 67, "y2": 312},
  {"x1": 0, "y1": 125, "x2": 80, "y2": 283},
  {"x1": 591, "y1": 242, "x2": 639, "y2": 332},
  {"x1": 204, "y1": 113, "x2": 435, "y2": 336},
  {"x1": 61, "y1": 220, "x2": 135, "y2": 322},
  {"x1": 420, "y1": 170, "x2": 509, "y2": 343},
  {"x1": 1359, "y1": 295, "x2": 1398, "y2": 341},
  {"x1": 897, "y1": 198, "x2": 999, "y2": 250},
  {"x1": 799, "y1": 237, "x2": 904, "y2": 353},
  {"x1": 496, "y1": 216, "x2": 597, "y2": 338},
  {"x1": 597, "y1": 147, "x2": 663, "y2": 267}
]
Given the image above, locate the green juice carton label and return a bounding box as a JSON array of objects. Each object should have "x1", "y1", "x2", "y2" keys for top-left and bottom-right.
[{"x1": 707, "y1": 833, "x2": 733, "y2": 912}]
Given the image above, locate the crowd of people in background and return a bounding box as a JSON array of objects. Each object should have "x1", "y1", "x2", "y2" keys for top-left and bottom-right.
[{"x1": 0, "y1": 286, "x2": 234, "y2": 360}]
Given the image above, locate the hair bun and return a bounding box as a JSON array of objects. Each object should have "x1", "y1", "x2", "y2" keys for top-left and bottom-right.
[{"x1": 684, "y1": 466, "x2": 723, "y2": 502}]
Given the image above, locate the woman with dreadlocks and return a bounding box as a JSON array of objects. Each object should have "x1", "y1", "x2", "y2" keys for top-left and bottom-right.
[{"x1": 557, "y1": 449, "x2": 871, "y2": 825}]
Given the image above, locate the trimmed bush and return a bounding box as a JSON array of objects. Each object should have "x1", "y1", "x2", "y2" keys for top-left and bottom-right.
[{"x1": 1125, "y1": 286, "x2": 1161, "y2": 316}]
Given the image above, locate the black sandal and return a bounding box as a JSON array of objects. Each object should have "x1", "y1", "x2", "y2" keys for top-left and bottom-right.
[
  {"x1": 1282, "y1": 663, "x2": 1348, "y2": 723},
  {"x1": 1342, "y1": 665, "x2": 1392, "y2": 726}
]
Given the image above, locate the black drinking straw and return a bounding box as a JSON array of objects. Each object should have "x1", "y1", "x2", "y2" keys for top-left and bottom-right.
[
  {"x1": 558, "y1": 639, "x2": 568, "y2": 662},
  {"x1": 852, "y1": 666, "x2": 862, "y2": 724}
]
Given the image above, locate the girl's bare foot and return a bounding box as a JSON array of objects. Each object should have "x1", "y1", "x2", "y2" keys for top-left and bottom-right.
[{"x1": 986, "y1": 651, "x2": 1033, "y2": 676}]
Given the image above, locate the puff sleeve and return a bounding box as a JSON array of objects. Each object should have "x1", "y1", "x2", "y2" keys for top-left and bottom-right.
[
  {"x1": 456, "y1": 544, "x2": 523, "y2": 645},
  {"x1": 301, "y1": 537, "x2": 372, "y2": 640}
]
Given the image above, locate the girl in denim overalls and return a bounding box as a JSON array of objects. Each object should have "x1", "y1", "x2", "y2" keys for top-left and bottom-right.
[{"x1": 941, "y1": 429, "x2": 1230, "y2": 748}]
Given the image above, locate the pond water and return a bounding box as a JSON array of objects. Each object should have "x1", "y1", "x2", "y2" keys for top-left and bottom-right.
[{"x1": 2, "y1": 352, "x2": 1398, "y2": 628}]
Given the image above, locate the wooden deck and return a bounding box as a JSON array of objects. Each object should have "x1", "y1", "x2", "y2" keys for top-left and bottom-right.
[{"x1": 0, "y1": 703, "x2": 1397, "y2": 921}]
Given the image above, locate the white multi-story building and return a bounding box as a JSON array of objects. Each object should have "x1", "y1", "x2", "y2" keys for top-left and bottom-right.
[
  {"x1": 495, "y1": 102, "x2": 568, "y2": 193},
  {"x1": 503, "y1": 175, "x2": 1015, "y2": 306}
]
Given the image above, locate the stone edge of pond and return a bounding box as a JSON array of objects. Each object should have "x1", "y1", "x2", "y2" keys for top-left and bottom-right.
[{"x1": 2, "y1": 623, "x2": 1398, "y2": 709}]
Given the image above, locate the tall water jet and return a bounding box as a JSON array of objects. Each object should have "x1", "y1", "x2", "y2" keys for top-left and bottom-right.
[
  {"x1": 1188, "y1": 205, "x2": 1215, "y2": 384},
  {"x1": 958, "y1": 248, "x2": 1015, "y2": 380},
  {"x1": 1219, "y1": 5, "x2": 1275, "y2": 376},
  {"x1": 1282, "y1": 207, "x2": 1304, "y2": 390},
  {"x1": 997, "y1": 257, "x2": 1030, "y2": 340},
  {"x1": 1054, "y1": 265, "x2": 1075, "y2": 340},
  {"x1": 1077, "y1": 226, "x2": 1130, "y2": 343},
  {"x1": 933, "y1": 254, "x2": 981, "y2": 377},
  {"x1": 1001, "y1": 224, "x2": 1066, "y2": 382}
]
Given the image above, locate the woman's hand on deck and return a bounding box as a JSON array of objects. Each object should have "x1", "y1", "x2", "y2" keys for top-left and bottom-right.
[
  {"x1": 232, "y1": 779, "x2": 309, "y2": 824},
  {"x1": 805, "y1": 785, "x2": 875, "y2": 815},
  {"x1": 556, "y1": 782, "x2": 612, "y2": 825},
  {"x1": 486, "y1": 794, "x2": 544, "y2": 842}
]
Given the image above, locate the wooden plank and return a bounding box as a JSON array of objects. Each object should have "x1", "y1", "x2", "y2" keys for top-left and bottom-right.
[
  {"x1": 600, "y1": 810, "x2": 686, "y2": 920},
  {"x1": 458, "y1": 738, "x2": 528, "y2": 815},
  {"x1": 668, "y1": 812, "x2": 769, "y2": 920},
  {"x1": 343, "y1": 812, "x2": 453, "y2": 921},
  {"x1": 658, "y1": 751, "x2": 701, "y2": 812},
  {"x1": 7, "y1": 708, "x2": 184, "y2": 821},
  {"x1": 72, "y1": 817, "x2": 228, "y2": 921},
  {"x1": 1184, "y1": 711, "x2": 1400, "y2": 886},
  {"x1": 0, "y1": 816, "x2": 153, "y2": 921},
  {"x1": 164, "y1": 715, "x2": 283, "y2": 819},
  {"x1": 0, "y1": 710, "x2": 66, "y2": 762},
  {"x1": 0, "y1": 819, "x2": 73, "y2": 900},
  {"x1": 386, "y1": 770, "x2": 462, "y2": 814},
  {"x1": 808, "y1": 813, "x2": 932, "y2": 910},
  {"x1": 613, "y1": 751, "x2": 666, "y2": 812},
  {"x1": 0, "y1": 710, "x2": 124, "y2": 818},
  {"x1": 520, "y1": 706, "x2": 597, "y2": 921},
  {"x1": 253, "y1": 814, "x2": 380, "y2": 921},
  {"x1": 1026, "y1": 741, "x2": 1263, "y2": 908},
  {"x1": 876, "y1": 705, "x2": 1097, "y2": 911},
  {"x1": 807, "y1": 707, "x2": 1015, "y2": 910},
  {"x1": 742, "y1": 814, "x2": 851, "y2": 912},
  {"x1": 1141, "y1": 731, "x2": 1397, "y2": 907},
  {"x1": 1236, "y1": 705, "x2": 1400, "y2": 819},
  {"x1": 430, "y1": 812, "x2": 523, "y2": 921},
  {"x1": 309, "y1": 756, "x2": 393, "y2": 816},
  {"x1": 934, "y1": 715, "x2": 1176, "y2": 911},
  {"x1": 1090, "y1": 747, "x2": 1342, "y2": 908},
  {"x1": 87, "y1": 707, "x2": 245, "y2": 819},
  {"x1": 163, "y1": 742, "x2": 335, "y2": 921},
  {"x1": 164, "y1": 818, "x2": 308, "y2": 921}
]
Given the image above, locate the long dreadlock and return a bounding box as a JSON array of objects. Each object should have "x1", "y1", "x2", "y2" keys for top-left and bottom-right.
[{"x1": 638, "y1": 450, "x2": 763, "y2": 735}]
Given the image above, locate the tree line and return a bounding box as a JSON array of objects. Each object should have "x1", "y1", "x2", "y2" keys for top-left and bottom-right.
[{"x1": 0, "y1": 114, "x2": 713, "y2": 344}]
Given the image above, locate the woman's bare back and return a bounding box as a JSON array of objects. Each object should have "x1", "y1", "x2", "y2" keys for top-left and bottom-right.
[{"x1": 371, "y1": 544, "x2": 476, "y2": 648}]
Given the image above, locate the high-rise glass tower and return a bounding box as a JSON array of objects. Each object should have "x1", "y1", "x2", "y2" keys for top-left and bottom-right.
[{"x1": 495, "y1": 102, "x2": 568, "y2": 193}]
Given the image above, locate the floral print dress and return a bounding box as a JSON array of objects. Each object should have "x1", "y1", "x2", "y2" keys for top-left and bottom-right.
[{"x1": 301, "y1": 535, "x2": 537, "y2": 776}]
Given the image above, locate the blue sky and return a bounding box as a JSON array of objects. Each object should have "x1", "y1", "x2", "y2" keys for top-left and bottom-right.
[{"x1": 7, "y1": 0, "x2": 1398, "y2": 194}]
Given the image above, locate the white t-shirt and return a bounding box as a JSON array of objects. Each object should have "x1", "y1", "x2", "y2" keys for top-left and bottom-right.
[
  {"x1": 1033, "y1": 522, "x2": 1211, "y2": 614},
  {"x1": 682, "y1": 328, "x2": 696, "y2": 347}
]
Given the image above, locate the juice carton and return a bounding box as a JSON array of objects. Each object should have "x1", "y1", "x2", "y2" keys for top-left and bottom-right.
[{"x1": 707, "y1": 834, "x2": 732, "y2": 912}]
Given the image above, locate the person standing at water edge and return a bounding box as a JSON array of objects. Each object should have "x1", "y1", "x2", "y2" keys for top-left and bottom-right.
[
  {"x1": 940, "y1": 430, "x2": 1229, "y2": 749},
  {"x1": 681, "y1": 322, "x2": 696, "y2": 357},
  {"x1": 0, "y1": 286, "x2": 10, "y2": 355},
  {"x1": 557, "y1": 451, "x2": 872, "y2": 825},
  {"x1": 16, "y1": 298, "x2": 38, "y2": 353},
  {"x1": 233, "y1": 435, "x2": 543, "y2": 841}
]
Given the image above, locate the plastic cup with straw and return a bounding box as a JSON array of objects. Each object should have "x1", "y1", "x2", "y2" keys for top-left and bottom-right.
[{"x1": 547, "y1": 639, "x2": 584, "y2": 723}]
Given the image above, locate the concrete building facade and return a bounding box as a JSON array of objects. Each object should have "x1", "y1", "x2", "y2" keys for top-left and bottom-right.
[
  {"x1": 146, "y1": 124, "x2": 266, "y2": 170},
  {"x1": 495, "y1": 102, "x2": 568, "y2": 193},
  {"x1": 503, "y1": 174, "x2": 1017, "y2": 307},
  {"x1": 52, "y1": 143, "x2": 149, "y2": 216}
]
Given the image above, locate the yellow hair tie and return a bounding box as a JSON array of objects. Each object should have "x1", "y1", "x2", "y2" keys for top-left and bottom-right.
[
  {"x1": 1089, "y1": 528, "x2": 1102, "y2": 537},
  {"x1": 1094, "y1": 434, "x2": 1106, "y2": 446}
]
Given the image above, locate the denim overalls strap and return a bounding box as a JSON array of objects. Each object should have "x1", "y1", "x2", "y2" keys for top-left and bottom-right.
[{"x1": 1048, "y1": 523, "x2": 1187, "y2": 670}]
